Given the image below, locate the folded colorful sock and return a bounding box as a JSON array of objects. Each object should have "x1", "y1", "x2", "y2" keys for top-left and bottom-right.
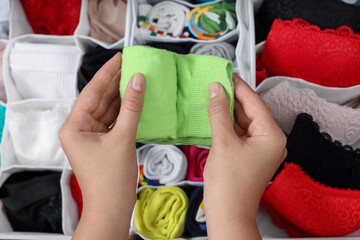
[
  {"x1": 135, "y1": 186, "x2": 189, "y2": 239},
  {"x1": 137, "y1": 144, "x2": 187, "y2": 186},
  {"x1": 261, "y1": 162, "x2": 360, "y2": 237},
  {"x1": 120, "y1": 46, "x2": 234, "y2": 146},
  {"x1": 21, "y1": 0, "x2": 81, "y2": 35},
  {"x1": 182, "y1": 145, "x2": 209, "y2": 182},
  {"x1": 70, "y1": 174, "x2": 83, "y2": 218},
  {"x1": 282, "y1": 113, "x2": 360, "y2": 190},
  {"x1": 257, "y1": 18, "x2": 360, "y2": 87},
  {"x1": 138, "y1": 1, "x2": 190, "y2": 38},
  {"x1": 185, "y1": 187, "x2": 207, "y2": 237},
  {"x1": 88, "y1": 0, "x2": 127, "y2": 44},
  {"x1": 10, "y1": 42, "x2": 80, "y2": 100},
  {"x1": 188, "y1": 2, "x2": 237, "y2": 40},
  {"x1": 190, "y1": 42, "x2": 235, "y2": 61},
  {"x1": 146, "y1": 42, "x2": 194, "y2": 54},
  {"x1": 78, "y1": 46, "x2": 121, "y2": 92},
  {"x1": 0, "y1": 171, "x2": 62, "y2": 233},
  {"x1": 260, "y1": 81, "x2": 360, "y2": 148}
]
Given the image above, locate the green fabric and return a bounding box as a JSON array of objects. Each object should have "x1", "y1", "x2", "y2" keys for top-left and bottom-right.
[
  {"x1": 120, "y1": 46, "x2": 234, "y2": 145},
  {"x1": 134, "y1": 187, "x2": 189, "y2": 239},
  {"x1": 199, "y1": 2, "x2": 237, "y2": 33}
]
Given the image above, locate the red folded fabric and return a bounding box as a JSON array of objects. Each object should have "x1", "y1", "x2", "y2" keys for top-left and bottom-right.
[
  {"x1": 70, "y1": 174, "x2": 83, "y2": 218},
  {"x1": 257, "y1": 18, "x2": 360, "y2": 87},
  {"x1": 182, "y1": 146, "x2": 209, "y2": 182},
  {"x1": 261, "y1": 162, "x2": 360, "y2": 237},
  {"x1": 21, "y1": 0, "x2": 81, "y2": 35}
]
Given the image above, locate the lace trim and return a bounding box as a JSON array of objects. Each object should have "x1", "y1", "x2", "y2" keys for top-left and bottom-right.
[
  {"x1": 299, "y1": 113, "x2": 360, "y2": 155},
  {"x1": 281, "y1": 18, "x2": 360, "y2": 40}
]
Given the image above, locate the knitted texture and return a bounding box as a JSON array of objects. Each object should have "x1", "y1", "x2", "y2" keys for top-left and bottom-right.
[
  {"x1": 261, "y1": 162, "x2": 360, "y2": 237},
  {"x1": 21, "y1": 0, "x2": 81, "y2": 35},
  {"x1": 255, "y1": 0, "x2": 360, "y2": 43},
  {"x1": 260, "y1": 81, "x2": 360, "y2": 148},
  {"x1": 257, "y1": 18, "x2": 360, "y2": 87},
  {"x1": 120, "y1": 46, "x2": 234, "y2": 146},
  {"x1": 182, "y1": 145, "x2": 209, "y2": 182},
  {"x1": 185, "y1": 187, "x2": 207, "y2": 237},
  {"x1": 135, "y1": 187, "x2": 189, "y2": 239}
]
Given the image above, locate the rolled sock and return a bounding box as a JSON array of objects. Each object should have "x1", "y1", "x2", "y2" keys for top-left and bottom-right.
[
  {"x1": 9, "y1": 42, "x2": 80, "y2": 100},
  {"x1": 7, "y1": 100, "x2": 72, "y2": 167},
  {"x1": 185, "y1": 187, "x2": 207, "y2": 237},
  {"x1": 70, "y1": 174, "x2": 83, "y2": 218},
  {"x1": 138, "y1": 1, "x2": 190, "y2": 38},
  {"x1": 135, "y1": 186, "x2": 189, "y2": 239},
  {"x1": 137, "y1": 144, "x2": 187, "y2": 186},
  {"x1": 78, "y1": 46, "x2": 121, "y2": 92},
  {"x1": 0, "y1": 171, "x2": 63, "y2": 233},
  {"x1": 0, "y1": 42, "x2": 7, "y2": 102},
  {"x1": 120, "y1": 46, "x2": 234, "y2": 146},
  {"x1": 182, "y1": 145, "x2": 209, "y2": 182},
  {"x1": 188, "y1": 2, "x2": 237, "y2": 40},
  {"x1": 190, "y1": 42, "x2": 235, "y2": 61},
  {"x1": 21, "y1": 0, "x2": 81, "y2": 35},
  {"x1": 88, "y1": 0, "x2": 127, "y2": 44},
  {"x1": 260, "y1": 81, "x2": 360, "y2": 148}
]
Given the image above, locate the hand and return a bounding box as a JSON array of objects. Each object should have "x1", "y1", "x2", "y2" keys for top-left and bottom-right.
[
  {"x1": 204, "y1": 74, "x2": 287, "y2": 240},
  {"x1": 59, "y1": 53, "x2": 146, "y2": 240}
]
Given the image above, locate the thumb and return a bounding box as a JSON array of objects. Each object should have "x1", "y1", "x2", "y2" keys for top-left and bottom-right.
[
  {"x1": 208, "y1": 82, "x2": 236, "y2": 145},
  {"x1": 112, "y1": 73, "x2": 146, "y2": 141}
]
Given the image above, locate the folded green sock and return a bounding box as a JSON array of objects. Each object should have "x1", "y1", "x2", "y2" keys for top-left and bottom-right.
[{"x1": 120, "y1": 46, "x2": 234, "y2": 146}]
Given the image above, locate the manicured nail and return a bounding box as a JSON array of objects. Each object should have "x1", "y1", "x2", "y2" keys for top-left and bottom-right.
[
  {"x1": 132, "y1": 73, "x2": 144, "y2": 92},
  {"x1": 209, "y1": 82, "x2": 220, "y2": 99}
]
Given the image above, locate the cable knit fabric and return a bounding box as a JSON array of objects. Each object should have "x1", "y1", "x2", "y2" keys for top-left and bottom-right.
[
  {"x1": 70, "y1": 174, "x2": 83, "y2": 218},
  {"x1": 138, "y1": 1, "x2": 190, "y2": 38},
  {"x1": 281, "y1": 113, "x2": 360, "y2": 190},
  {"x1": 260, "y1": 81, "x2": 360, "y2": 148},
  {"x1": 120, "y1": 46, "x2": 234, "y2": 146},
  {"x1": 135, "y1": 187, "x2": 189, "y2": 239},
  {"x1": 0, "y1": 42, "x2": 7, "y2": 102},
  {"x1": 255, "y1": 0, "x2": 360, "y2": 43},
  {"x1": 188, "y1": 2, "x2": 237, "y2": 40},
  {"x1": 182, "y1": 145, "x2": 209, "y2": 182},
  {"x1": 88, "y1": 0, "x2": 127, "y2": 44},
  {"x1": 78, "y1": 46, "x2": 121, "y2": 92},
  {"x1": 0, "y1": 171, "x2": 62, "y2": 233},
  {"x1": 0, "y1": 0, "x2": 10, "y2": 39},
  {"x1": 10, "y1": 42, "x2": 79, "y2": 100},
  {"x1": 261, "y1": 162, "x2": 360, "y2": 237},
  {"x1": 21, "y1": 0, "x2": 81, "y2": 35},
  {"x1": 257, "y1": 18, "x2": 360, "y2": 87},
  {"x1": 7, "y1": 101, "x2": 72, "y2": 167},
  {"x1": 137, "y1": 144, "x2": 187, "y2": 186},
  {"x1": 190, "y1": 42, "x2": 235, "y2": 61},
  {"x1": 185, "y1": 187, "x2": 207, "y2": 237}
]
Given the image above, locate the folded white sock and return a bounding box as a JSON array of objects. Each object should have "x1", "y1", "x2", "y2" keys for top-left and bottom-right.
[
  {"x1": 190, "y1": 42, "x2": 236, "y2": 61},
  {"x1": 137, "y1": 144, "x2": 187, "y2": 185}
]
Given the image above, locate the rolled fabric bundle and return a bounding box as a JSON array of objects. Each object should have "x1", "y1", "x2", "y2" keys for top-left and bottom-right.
[
  {"x1": 0, "y1": 171, "x2": 62, "y2": 233},
  {"x1": 0, "y1": 0, "x2": 10, "y2": 39},
  {"x1": 182, "y1": 145, "x2": 209, "y2": 182},
  {"x1": 188, "y1": 2, "x2": 237, "y2": 40},
  {"x1": 0, "y1": 42, "x2": 7, "y2": 102},
  {"x1": 185, "y1": 187, "x2": 207, "y2": 237},
  {"x1": 78, "y1": 46, "x2": 121, "y2": 92},
  {"x1": 10, "y1": 42, "x2": 80, "y2": 100},
  {"x1": 21, "y1": 0, "x2": 81, "y2": 35},
  {"x1": 137, "y1": 144, "x2": 187, "y2": 186},
  {"x1": 70, "y1": 174, "x2": 83, "y2": 218},
  {"x1": 138, "y1": 1, "x2": 190, "y2": 38},
  {"x1": 190, "y1": 42, "x2": 235, "y2": 61},
  {"x1": 88, "y1": 0, "x2": 127, "y2": 44},
  {"x1": 135, "y1": 186, "x2": 189, "y2": 239}
]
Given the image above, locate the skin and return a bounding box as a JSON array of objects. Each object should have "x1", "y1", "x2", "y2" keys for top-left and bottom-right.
[{"x1": 59, "y1": 53, "x2": 287, "y2": 240}]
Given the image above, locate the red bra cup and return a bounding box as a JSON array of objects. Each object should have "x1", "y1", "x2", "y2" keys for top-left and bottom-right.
[
  {"x1": 257, "y1": 18, "x2": 360, "y2": 87},
  {"x1": 261, "y1": 163, "x2": 360, "y2": 237}
]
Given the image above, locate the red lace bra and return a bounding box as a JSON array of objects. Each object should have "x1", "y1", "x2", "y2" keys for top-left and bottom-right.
[
  {"x1": 261, "y1": 163, "x2": 360, "y2": 237},
  {"x1": 257, "y1": 18, "x2": 360, "y2": 87},
  {"x1": 70, "y1": 174, "x2": 83, "y2": 218}
]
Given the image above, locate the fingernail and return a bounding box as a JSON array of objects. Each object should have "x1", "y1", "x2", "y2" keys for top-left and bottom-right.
[
  {"x1": 209, "y1": 82, "x2": 220, "y2": 99},
  {"x1": 132, "y1": 73, "x2": 144, "y2": 92}
]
